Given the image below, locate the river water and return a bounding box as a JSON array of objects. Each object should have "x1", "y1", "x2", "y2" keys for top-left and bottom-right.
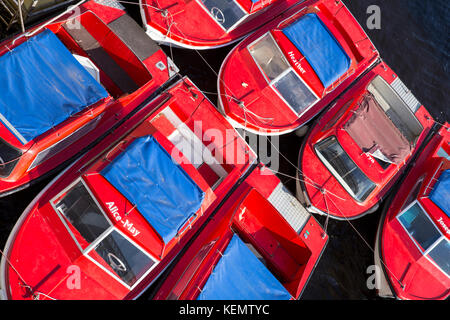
[{"x1": 0, "y1": 0, "x2": 448, "y2": 300}]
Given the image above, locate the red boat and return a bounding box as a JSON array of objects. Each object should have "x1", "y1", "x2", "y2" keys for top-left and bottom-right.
[
  {"x1": 0, "y1": 0, "x2": 177, "y2": 196},
  {"x1": 217, "y1": 0, "x2": 379, "y2": 135},
  {"x1": 140, "y1": 0, "x2": 309, "y2": 50},
  {"x1": 374, "y1": 123, "x2": 449, "y2": 300},
  {"x1": 296, "y1": 62, "x2": 436, "y2": 220},
  {"x1": 0, "y1": 77, "x2": 257, "y2": 300},
  {"x1": 153, "y1": 165, "x2": 327, "y2": 300}
]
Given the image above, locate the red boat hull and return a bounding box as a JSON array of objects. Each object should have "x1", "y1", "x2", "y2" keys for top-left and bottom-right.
[
  {"x1": 0, "y1": 77, "x2": 257, "y2": 300},
  {"x1": 297, "y1": 62, "x2": 435, "y2": 219},
  {"x1": 375, "y1": 124, "x2": 450, "y2": 300},
  {"x1": 218, "y1": 0, "x2": 379, "y2": 135}
]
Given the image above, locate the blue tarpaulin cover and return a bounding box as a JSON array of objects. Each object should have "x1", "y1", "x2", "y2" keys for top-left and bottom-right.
[
  {"x1": 282, "y1": 13, "x2": 351, "y2": 88},
  {"x1": 197, "y1": 234, "x2": 292, "y2": 300},
  {"x1": 429, "y1": 169, "x2": 450, "y2": 218},
  {"x1": 0, "y1": 29, "x2": 108, "y2": 144},
  {"x1": 102, "y1": 135, "x2": 205, "y2": 243}
]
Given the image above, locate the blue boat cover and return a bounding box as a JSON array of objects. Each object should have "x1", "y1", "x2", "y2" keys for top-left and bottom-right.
[
  {"x1": 0, "y1": 29, "x2": 108, "y2": 144},
  {"x1": 197, "y1": 234, "x2": 292, "y2": 300},
  {"x1": 429, "y1": 169, "x2": 450, "y2": 218},
  {"x1": 282, "y1": 13, "x2": 351, "y2": 88},
  {"x1": 101, "y1": 135, "x2": 205, "y2": 243}
]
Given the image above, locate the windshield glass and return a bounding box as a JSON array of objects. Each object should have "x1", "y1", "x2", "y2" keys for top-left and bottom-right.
[
  {"x1": 315, "y1": 136, "x2": 376, "y2": 202},
  {"x1": 88, "y1": 230, "x2": 156, "y2": 287},
  {"x1": 201, "y1": 0, "x2": 246, "y2": 30},
  {"x1": 0, "y1": 138, "x2": 22, "y2": 178},
  {"x1": 54, "y1": 181, "x2": 110, "y2": 250},
  {"x1": 249, "y1": 33, "x2": 290, "y2": 81},
  {"x1": 273, "y1": 70, "x2": 317, "y2": 115},
  {"x1": 398, "y1": 202, "x2": 442, "y2": 251},
  {"x1": 428, "y1": 239, "x2": 450, "y2": 276}
]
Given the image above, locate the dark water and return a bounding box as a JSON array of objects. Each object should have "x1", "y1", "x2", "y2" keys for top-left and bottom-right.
[{"x1": 0, "y1": 0, "x2": 448, "y2": 300}]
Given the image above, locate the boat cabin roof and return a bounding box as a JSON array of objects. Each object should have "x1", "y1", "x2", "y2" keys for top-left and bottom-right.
[
  {"x1": 197, "y1": 234, "x2": 292, "y2": 300},
  {"x1": 429, "y1": 169, "x2": 450, "y2": 218},
  {"x1": 101, "y1": 135, "x2": 205, "y2": 244},
  {"x1": 0, "y1": 29, "x2": 108, "y2": 144},
  {"x1": 281, "y1": 13, "x2": 351, "y2": 89}
]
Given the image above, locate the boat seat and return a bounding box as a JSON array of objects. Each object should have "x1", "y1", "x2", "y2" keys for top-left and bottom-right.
[{"x1": 63, "y1": 23, "x2": 139, "y2": 95}]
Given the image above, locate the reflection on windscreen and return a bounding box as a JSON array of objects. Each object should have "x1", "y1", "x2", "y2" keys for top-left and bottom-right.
[
  {"x1": 249, "y1": 33, "x2": 317, "y2": 115},
  {"x1": 201, "y1": 0, "x2": 246, "y2": 30},
  {"x1": 55, "y1": 181, "x2": 110, "y2": 248},
  {"x1": 89, "y1": 230, "x2": 155, "y2": 287},
  {"x1": 273, "y1": 70, "x2": 317, "y2": 115},
  {"x1": 398, "y1": 203, "x2": 442, "y2": 251},
  {"x1": 315, "y1": 136, "x2": 376, "y2": 202},
  {"x1": 249, "y1": 33, "x2": 290, "y2": 81}
]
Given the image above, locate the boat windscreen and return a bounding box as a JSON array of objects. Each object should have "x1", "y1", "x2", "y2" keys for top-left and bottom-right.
[
  {"x1": 197, "y1": 234, "x2": 292, "y2": 300},
  {"x1": 398, "y1": 202, "x2": 442, "y2": 251},
  {"x1": 0, "y1": 29, "x2": 108, "y2": 144},
  {"x1": 201, "y1": 0, "x2": 246, "y2": 30},
  {"x1": 428, "y1": 239, "x2": 450, "y2": 276},
  {"x1": 282, "y1": 13, "x2": 350, "y2": 88},
  {"x1": 344, "y1": 94, "x2": 412, "y2": 165},
  {"x1": 429, "y1": 169, "x2": 450, "y2": 218},
  {"x1": 315, "y1": 136, "x2": 376, "y2": 202},
  {"x1": 101, "y1": 136, "x2": 205, "y2": 244}
]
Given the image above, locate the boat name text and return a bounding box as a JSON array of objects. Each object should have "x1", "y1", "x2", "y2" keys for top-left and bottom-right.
[{"x1": 106, "y1": 201, "x2": 140, "y2": 237}]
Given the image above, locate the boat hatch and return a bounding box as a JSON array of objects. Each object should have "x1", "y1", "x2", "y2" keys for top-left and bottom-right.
[
  {"x1": 248, "y1": 32, "x2": 318, "y2": 115},
  {"x1": 52, "y1": 180, "x2": 158, "y2": 288},
  {"x1": 197, "y1": 234, "x2": 292, "y2": 300},
  {"x1": 199, "y1": 0, "x2": 247, "y2": 31},
  {"x1": 429, "y1": 169, "x2": 450, "y2": 218},
  {"x1": 101, "y1": 135, "x2": 205, "y2": 244},
  {"x1": 315, "y1": 136, "x2": 376, "y2": 202},
  {"x1": 397, "y1": 201, "x2": 450, "y2": 277},
  {"x1": 367, "y1": 76, "x2": 423, "y2": 145},
  {"x1": 282, "y1": 13, "x2": 351, "y2": 89},
  {"x1": 0, "y1": 29, "x2": 108, "y2": 144},
  {"x1": 344, "y1": 93, "x2": 412, "y2": 165}
]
